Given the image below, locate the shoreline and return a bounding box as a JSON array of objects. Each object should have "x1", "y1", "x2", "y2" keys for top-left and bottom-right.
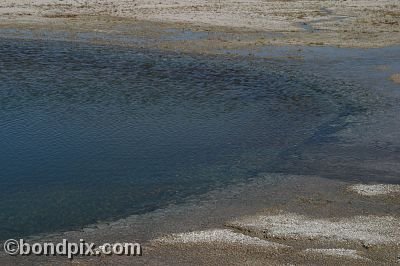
[
  {"x1": 0, "y1": 2, "x2": 400, "y2": 54},
  {"x1": 0, "y1": 0, "x2": 400, "y2": 49},
  {"x1": 1, "y1": 0, "x2": 399, "y2": 55},
  {"x1": 2, "y1": 174, "x2": 400, "y2": 265}
]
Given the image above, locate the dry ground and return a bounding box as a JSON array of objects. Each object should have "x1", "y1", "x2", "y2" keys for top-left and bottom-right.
[{"x1": 0, "y1": 0, "x2": 400, "y2": 48}]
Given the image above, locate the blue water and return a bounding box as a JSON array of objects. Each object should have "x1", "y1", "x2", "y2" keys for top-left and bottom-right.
[{"x1": 0, "y1": 38, "x2": 352, "y2": 239}]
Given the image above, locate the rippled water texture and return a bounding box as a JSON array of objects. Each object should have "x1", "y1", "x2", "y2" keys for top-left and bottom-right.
[{"x1": 0, "y1": 39, "x2": 354, "y2": 239}]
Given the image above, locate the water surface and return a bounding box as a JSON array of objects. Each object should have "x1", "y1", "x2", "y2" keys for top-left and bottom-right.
[{"x1": 0, "y1": 38, "x2": 354, "y2": 239}]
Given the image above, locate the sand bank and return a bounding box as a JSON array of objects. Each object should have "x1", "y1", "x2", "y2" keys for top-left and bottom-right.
[{"x1": 0, "y1": 0, "x2": 400, "y2": 50}]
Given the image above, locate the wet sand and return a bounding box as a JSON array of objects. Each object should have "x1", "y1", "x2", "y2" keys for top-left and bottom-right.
[{"x1": 1, "y1": 1, "x2": 400, "y2": 265}]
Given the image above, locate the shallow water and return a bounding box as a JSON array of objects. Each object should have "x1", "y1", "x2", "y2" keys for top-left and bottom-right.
[{"x1": 0, "y1": 38, "x2": 360, "y2": 239}]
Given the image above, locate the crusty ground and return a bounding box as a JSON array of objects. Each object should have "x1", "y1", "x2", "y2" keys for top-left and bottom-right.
[{"x1": 0, "y1": 0, "x2": 400, "y2": 49}]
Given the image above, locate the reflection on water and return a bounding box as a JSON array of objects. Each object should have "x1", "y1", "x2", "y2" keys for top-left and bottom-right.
[{"x1": 0, "y1": 38, "x2": 354, "y2": 239}]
